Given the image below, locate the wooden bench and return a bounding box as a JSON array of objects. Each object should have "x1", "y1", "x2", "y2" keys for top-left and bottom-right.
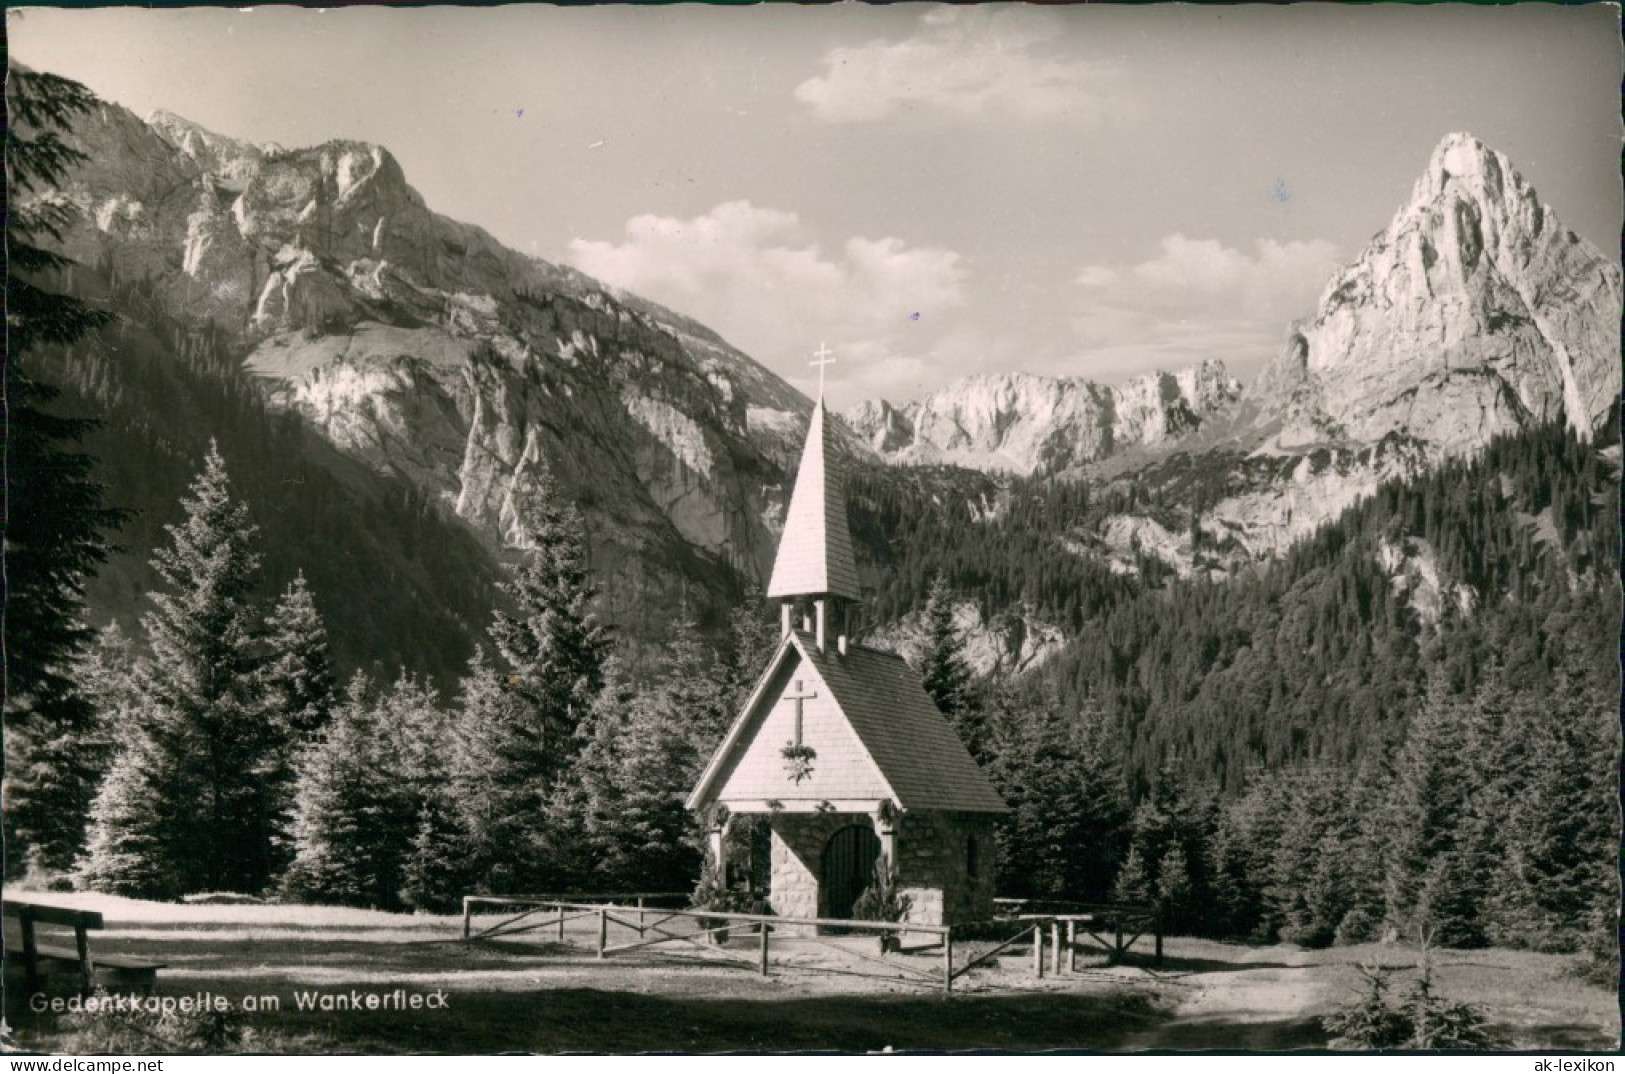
[{"x1": 3, "y1": 899, "x2": 164, "y2": 993}]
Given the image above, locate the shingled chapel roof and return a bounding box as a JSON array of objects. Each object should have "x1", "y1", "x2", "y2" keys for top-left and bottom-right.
[
  {"x1": 688, "y1": 630, "x2": 1009, "y2": 814},
  {"x1": 766, "y1": 400, "x2": 862, "y2": 602}
]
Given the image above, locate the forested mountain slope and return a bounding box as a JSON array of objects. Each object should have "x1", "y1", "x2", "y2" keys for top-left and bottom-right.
[{"x1": 1042, "y1": 419, "x2": 1620, "y2": 795}]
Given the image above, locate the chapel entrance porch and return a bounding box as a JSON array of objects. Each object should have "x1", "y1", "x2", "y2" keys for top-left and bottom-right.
[{"x1": 821, "y1": 824, "x2": 881, "y2": 921}]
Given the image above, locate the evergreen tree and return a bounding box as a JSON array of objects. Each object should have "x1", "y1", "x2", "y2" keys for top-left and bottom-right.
[
  {"x1": 253, "y1": 573, "x2": 338, "y2": 879},
  {"x1": 1384, "y1": 679, "x2": 1475, "y2": 939},
  {"x1": 1204, "y1": 810, "x2": 1263, "y2": 938},
  {"x1": 450, "y1": 648, "x2": 565, "y2": 893},
  {"x1": 488, "y1": 498, "x2": 612, "y2": 784},
  {"x1": 1155, "y1": 844, "x2": 1194, "y2": 917},
  {"x1": 400, "y1": 782, "x2": 475, "y2": 914},
  {"x1": 6, "y1": 627, "x2": 129, "y2": 876},
  {"x1": 282, "y1": 676, "x2": 410, "y2": 908},
  {"x1": 917, "y1": 577, "x2": 986, "y2": 760},
  {"x1": 719, "y1": 590, "x2": 779, "y2": 725},
  {"x1": 662, "y1": 615, "x2": 734, "y2": 768},
  {"x1": 284, "y1": 672, "x2": 448, "y2": 909},
  {"x1": 78, "y1": 444, "x2": 275, "y2": 895},
  {"x1": 1112, "y1": 846, "x2": 1151, "y2": 904},
  {"x1": 380, "y1": 672, "x2": 457, "y2": 910},
  {"x1": 987, "y1": 686, "x2": 1128, "y2": 901},
  {"x1": 1332, "y1": 758, "x2": 1395, "y2": 945},
  {"x1": 1267, "y1": 767, "x2": 1353, "y2": 947},
  {"x1": 1116, "y1": 760, "x2": 1213, "y2": 930},
  {"x1": 569, "y1": 664, "x2": 705, "y2": 892},
  {"x1": 4, "y1": 66, "x2": 129, "y2": 877},
  {"x1": 452, "y1": 488, "x2": 612, "y2": 893},
  {"x1": 259, "y1": 572, "x2": 337, "y2": 742},
  {"x1": 1484, "y1": 671, "x2": 1617, "y2": 950},
  {"x1": 77, "y1": 733, "x2": 177, "y2": 897}
]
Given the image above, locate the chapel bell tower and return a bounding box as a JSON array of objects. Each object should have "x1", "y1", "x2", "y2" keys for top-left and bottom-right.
[{"x1": 765, "y1": 345, "x2": 860, "y2": 655}]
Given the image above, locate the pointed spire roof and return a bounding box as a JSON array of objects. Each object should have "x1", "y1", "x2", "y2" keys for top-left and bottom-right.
[{"x1": 767, "y1": 398, "x2": 862, "y2": 601}]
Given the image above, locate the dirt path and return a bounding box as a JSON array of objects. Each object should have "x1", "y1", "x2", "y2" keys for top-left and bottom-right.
[{"x1": 1119, "y1": 945, "x2": 1331, "y2": 1051}]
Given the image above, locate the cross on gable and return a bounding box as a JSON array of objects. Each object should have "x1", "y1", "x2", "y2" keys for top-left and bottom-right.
[
  {"x1": 785, "y1": 678, "x2": 818, "y2": 746},
  {"x1": 810, "y1": 343, "x2": 836, "y2": 399}
]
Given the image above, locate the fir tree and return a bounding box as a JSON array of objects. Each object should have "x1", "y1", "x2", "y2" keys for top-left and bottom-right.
[
  {"x1": 1484, "y1": 671, "x2": 1617, "y2": 950},
  {"x1": 4, "y1": 66, "x2": 129, "y2": 877},
  {"x1": 282, "y1": 676, "x2": 410, "y2": 908},
  {"x1": 76, "y1": 734, "x2": 177, "y2": 897},
  {"x1": 6, "y1": 628, "x2": 127, "y2": 876},
  {"x1": 381, "y1": 672, "x2": 458, "y2": 910},
  {"x1": 259, "y1": 572, "x2": 337, "y2": 742},
  {"x1": 400, "y1": 782, "x2": 474, "y2": 914},
  {"x1": 453, "y1": 487, "x2": 612, "y2": 893},
  {"x1": 1116, "y1": 760, "x2": 1214, "y2": 930},
  {"x1": 254, "y1": 573, "x2": 338, "y2": 879},
  {"x1": 1267, "y1": 767, "x2": 1353, "y2": 946},
  {"x1": 661, "y1": 615, "x2": 733, "y2": 770},
  {"x1": 488, "y1": 498, "x2": 612, "y2": 784},
  {"x1": 917, "y1": 577, "x2": 986, "y2": 761},
  {"x1": 570, "y1": 665, "x2": 705, "y2": 892},
  {"x1": 1112, "y1": 846, "x2": 1151, "y2": 904},
  {"x1": 450, "y1": 649, "x2": 560, "y2": 893},
  {"x1": 1384, "y1": 679, "x2": 1475, "y2": 937},
  {"x1": 78, "y1": 444, "x2": 275, "y2": 895},
  {"x1": 987, "y1": 687, "x2": 1128, "y2": 901},
  {"x1": 719, "y1": 591, "x2": 779, "y2": 728},
  {"x1": 1155, "y1": 844, "x2": 1194, "y2": 919}
]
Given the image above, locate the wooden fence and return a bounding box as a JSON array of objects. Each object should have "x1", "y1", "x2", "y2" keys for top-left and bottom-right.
[
  {"x1": 462, "y1": 895, "x2": 1162, "y2": 993},
  {"x1": 996, "y1": 899, "x2": 1165, "y2": 967}
]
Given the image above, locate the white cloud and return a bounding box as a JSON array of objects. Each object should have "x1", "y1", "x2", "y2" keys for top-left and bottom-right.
[
  {"x1": 795, "y1": 7, "x2": 1115, "y2": 124},
  {"x1": 568, "y1": 200, "x2": 966, "y2": 399},
  {"x1": 1071, "y1": 234, "x2": 1341, "y2": 380}
]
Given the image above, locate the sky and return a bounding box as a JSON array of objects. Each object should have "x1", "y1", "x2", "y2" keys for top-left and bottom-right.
[{"x1": 10, "y1": 3, "x2": 1622, "y2": 410}]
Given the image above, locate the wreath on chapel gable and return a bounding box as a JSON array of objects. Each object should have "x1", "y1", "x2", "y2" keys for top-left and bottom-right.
[{"x1": 781, "y1": 742, "x2": 817, "y2": 784}]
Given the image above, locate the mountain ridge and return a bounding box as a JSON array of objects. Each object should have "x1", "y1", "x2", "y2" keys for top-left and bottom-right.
[
  {"x1": 844, "y1": 359, "x2": 1244, "y2": 476},
  {"x1": 16, "y1": 70, "x2": 1620, "y2": 677},
  {"x1": 20, "y1": 79, "x2": 840, "y2": 668}
]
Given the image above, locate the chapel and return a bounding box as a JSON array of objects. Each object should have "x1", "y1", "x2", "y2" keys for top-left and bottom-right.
[{"x1": 686, "y1": 370, "x2": 1007, "y2": 930}]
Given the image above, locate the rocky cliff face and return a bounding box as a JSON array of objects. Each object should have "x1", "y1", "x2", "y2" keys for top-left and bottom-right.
[
  {"x1": 1249, "y1": 132, "x2": 1620, "y2": 453},
  {"x1": 23, "y1": 79, "x2": 1618, "y2": 673},
  {"x1": 1086, "y1": 133, "x2": 1621, "y2": 579},
  {"x1": 26, "y1": 87, "x2": 834, "y2": 657},
  {"x1": 864, "y1": 600, "x2": 1066, "y2": 679},
  {"x1": 844, "y1": 360, "x2": 1243, "y2": 476}
]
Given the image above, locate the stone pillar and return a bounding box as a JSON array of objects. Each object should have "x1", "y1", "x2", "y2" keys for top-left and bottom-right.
[
  {"x1": 706, "y1": 805, "x2": 732, "y2": 881},
  {"x1": 871, "y1": 804, "x2": 897, "y2": 869},
  {"x1": 708, "y1": 825, "x2": 727, "y2": 879}
]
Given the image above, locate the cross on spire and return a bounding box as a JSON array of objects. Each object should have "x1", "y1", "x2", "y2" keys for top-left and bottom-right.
[{"x1": 810, "y1": 342, "x2": 836, "y2": 400}]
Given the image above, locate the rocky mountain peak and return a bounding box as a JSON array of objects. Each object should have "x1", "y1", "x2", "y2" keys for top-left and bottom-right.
[
  {"x1": 1250, "y1": 131, "x2": 1620, "y2": 455},
  {"x1": 33, "y1": 87, "x2": 830, "y2": 662}
]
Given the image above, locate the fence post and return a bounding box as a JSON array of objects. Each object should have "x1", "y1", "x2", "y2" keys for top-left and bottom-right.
[
  {"x1": 596, "y1": 908, "x2": 607, "y2": 959},
  {"x1": 637, "y1": 896, "x2": 646, "y2": 933},
  {"x1": 1155, "y1": 909, "x2": 1164, "y2": 966},
  {"x1": 20, "y1": 909, "x2": 39, "y2": 994},
  {"x1": 462, "y1": 897, "x2": 472, "y2": 941},
  {"x1": 1051, "y1": 922, "x2": 1062, "y2": 976},
  {"x1": 74, "y1": 923, "x2": 94, "y2": 997},
  {"x1": 1031, "y1": 924, "x2": 1043, "y2": 978},
  {"x1": 1067, "y1": 919, "x2": 1076, "y2": 973},
  {"x1": 557, "y1": 904, "x2": 566, "y2": 943},
  {"x1": 1113, "y1": 916, "x2": 1124, "y2": 965},
  {"x1": 759, "y1": 922, "x2": 770, "y2": 976},
  {"x1": 942, "y1": 927, "x2": 953, "y2": 995}
]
